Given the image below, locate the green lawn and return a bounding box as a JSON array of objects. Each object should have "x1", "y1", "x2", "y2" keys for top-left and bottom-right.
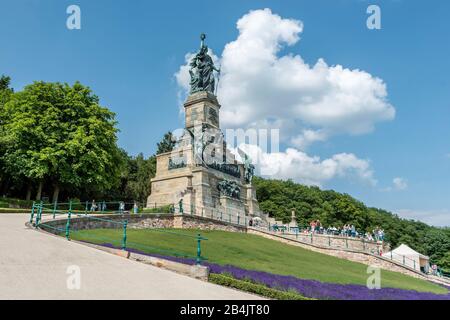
[{"x1": 69, "y1": 228, "x2": 448, "y2": 294}]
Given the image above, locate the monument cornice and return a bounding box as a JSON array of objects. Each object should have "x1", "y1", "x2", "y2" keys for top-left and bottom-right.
[
  {"x1": 150, "y1": 172, "x2": 193, "y2": 183},
  {"x1": 184, "y1": 91, "x2": 221, "y2": 109}
]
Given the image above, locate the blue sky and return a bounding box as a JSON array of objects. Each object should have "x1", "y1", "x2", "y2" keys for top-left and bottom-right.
[{"x1": 0, "y1": 0, "x2": 449, "y2": 226}]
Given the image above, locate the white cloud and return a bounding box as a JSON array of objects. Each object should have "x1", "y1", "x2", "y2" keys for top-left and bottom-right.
[
  {"x1": 291, "y1": 129, "x2": 328, "y2": 149},
  {"x1": 233, "y1": 144, "x2": 377, "y2": 187},
  {"x1": 175, "y1": 8, "x2": 395, "y2": 146},
  {"x1": 392, "y1": 177, "x2": 408, "y2": 190},
  {"x1": 381, "y1": 177, "x2": 408, "y2": 192},
  {"x1": 395, "y1": 209, "x2": 450, "y2": 227}
]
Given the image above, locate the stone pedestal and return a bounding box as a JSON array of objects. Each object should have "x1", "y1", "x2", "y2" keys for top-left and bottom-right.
[
  {"x1": 244, "y1": 184, "x2": 261, "y2": 217},
  {"x1": 184, "y1": 91, "x2": 220, "y2": 130},
  {"x1": 218, "y1": 195, "x2": 244, "y2": 216}
]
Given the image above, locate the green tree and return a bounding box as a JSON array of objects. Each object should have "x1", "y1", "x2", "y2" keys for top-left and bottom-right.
[
  {"x1": 156, "y1": 131, "x2": 176, "y2": 155},
  {"x1": 123, "y1": 153, "x2": 156, "y2": 204},
  {"x1": 108, "y1": 131, "x2": 172, "y2": 204},
  {"x1": 0, "y1": 75, "x2": 14, "y2": 195},
  {"x1": 0, "y1": 81, "x2": 123, "y2": 202}
]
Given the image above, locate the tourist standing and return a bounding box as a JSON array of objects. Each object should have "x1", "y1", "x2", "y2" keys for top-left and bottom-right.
[
  {"x1": 310, "y1": 220, "x2": 316, "y2": 234},
  {"x1": 378, "y1": 228, "x2": 384, "y2": 242},
  {"x1": 119, "y1": 201, "x2": 125, "y2": 213},
  {"x1": 90, "y1": 200, "x2": 97, "y2": 212}
]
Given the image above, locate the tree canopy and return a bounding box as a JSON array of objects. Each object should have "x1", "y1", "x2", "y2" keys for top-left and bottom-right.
[
  {"x1": 156, "y1": 131, "x2": 176, "y2": 155},
  {"x1": 0, "y1": 75, "x2": 14, "y2": 193},
  {"x1": 0, "y1": 81, "x2": 124, "y2": 201}
]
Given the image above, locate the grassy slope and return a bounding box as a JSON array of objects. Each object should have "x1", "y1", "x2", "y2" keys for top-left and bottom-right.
[{"x1": 69, "y1": 228, "x2": 448, "y2": 294}]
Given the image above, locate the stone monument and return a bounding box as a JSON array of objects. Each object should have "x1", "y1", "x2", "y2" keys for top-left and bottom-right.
[{"x1": 147, "y1": 34, "x2": 262, "y2": 221}]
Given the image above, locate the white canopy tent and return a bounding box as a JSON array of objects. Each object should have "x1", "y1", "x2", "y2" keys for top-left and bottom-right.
[{"x1": 383, "y1": 244, "x2": 430, "y2": 273}]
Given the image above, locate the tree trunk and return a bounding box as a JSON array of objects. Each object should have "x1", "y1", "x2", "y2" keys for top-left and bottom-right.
[
  {"x1": 35, "y1": 181, "x2": 43, "y2": 201},
  {"x1": 52, "y1": 184, "x2": 60, "y2": 203},
  {"x1": 25, "y1": 185, "x2": 32, "y2": 201}
]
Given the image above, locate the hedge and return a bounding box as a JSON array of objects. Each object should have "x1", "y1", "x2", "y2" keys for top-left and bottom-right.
[
  {"x1": 0, "y1": 208, "x2": 30, "y2": 213},
  {"x1": 208, "y1": 273, "x2": 312, "y2": 300}
]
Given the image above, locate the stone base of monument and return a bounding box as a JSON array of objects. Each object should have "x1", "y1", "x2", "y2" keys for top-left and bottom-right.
[
  {"x1": 218, "y1": 195, "x2": 245, "y2": 216},
  {"x1": 244, "y1": 184, "x2": 261, "y2": 217}
]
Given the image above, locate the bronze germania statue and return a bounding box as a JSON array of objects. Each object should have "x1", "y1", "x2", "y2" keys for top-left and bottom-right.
[{"x1": 189, "y1": 33, "x2": 220, "y2": 94}]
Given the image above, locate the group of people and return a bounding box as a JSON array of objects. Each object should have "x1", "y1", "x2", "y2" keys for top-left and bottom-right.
[
  {"x1": 89, "y1": 200, "x2": 108, "y2": 212},
  {"x1": 307, "y1": 220, "x2": 385, "y2": 242},
  {"x1": 89, "y1": 200, "x2": 139, "y2": 214},
  {"x1": 248, "y1": 217, "x2": 262, "y2": 227},
  {"x1": 366, "y1": 226, "x2": 385, "y2": 242}
]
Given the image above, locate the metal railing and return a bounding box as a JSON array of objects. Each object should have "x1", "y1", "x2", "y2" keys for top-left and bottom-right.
[
  {"x1": 30, "y1": 201, "x2": 208, "y2": 265},
  {"x1": 173, "y1": 203, "x2": 250, "y2": 227},
  {"x1": 381, "y1": 251, "x2": 422, "y2": 271},
  {"x1": 248, "y1": 223, "x2": 386, "y2": 256}
]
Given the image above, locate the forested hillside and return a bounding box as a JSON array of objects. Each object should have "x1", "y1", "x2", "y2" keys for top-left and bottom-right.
[{"x1": 253, "y1": 177, "x2": 450, "y2": 272}]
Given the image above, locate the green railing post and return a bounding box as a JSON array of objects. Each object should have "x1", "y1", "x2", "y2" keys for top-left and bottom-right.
[
  {"x1": 52, "y1": 201, "x2": 57, "y2": 219},
  {"x1": 29, "y1": 201, "x2": 36, "y2": 224},
  {"x1": 85, "y1": 201, "x2": 88, "y2": 215},
  {"x1": 311, "y1": 233, "x2": 313, "y2": 244},
  {"x1": 35, "y1": 201, "x2": 43, "y2": 227},
  {"x1": 346, "y1": 238, "x2": 348, "y2": 249},
  {"x1": 34, "y1": 202, "x2": 39, "y2": 226},
  {"x1": 39, "y1": 201, "x2": 44, "y2": 224},
  {"x1": 328, "y1": 236, "x2": 331, "y2": 247},
  {"x1": 122, "y1": 220, "x2": 128, "y2": 250},
  {"x1": 65, "y1": 201, "x2": 72, "y2": 240},
  {"x1": 237, "y1": 215, "x2": 240, "y2": 225},
  {"x1": 229, "y1": 214, "x2": 231, "y2": 223},
  {"x1": 220, "y1": 212, "x2": 223, "y2": 221},
  {"x1": 268, "y1": 222, "x2": 271, "y2": 231},
  {"x1": 178, "y1": 199, "x2": 183, "y2": 214},
  {"x1": 296, "y1": 228, "x2": 298, "y2": 239},
  {"x1": 196, "y1": 233, "x2": 202, "y2": 265},
  {"x1": 403, "y1": 255, "x2": 405, "y2": 265}
]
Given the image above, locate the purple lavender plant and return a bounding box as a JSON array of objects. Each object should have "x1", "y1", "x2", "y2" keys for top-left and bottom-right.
[{"x1": 93, "y1": 242, "x2": 450, "y2": 300}]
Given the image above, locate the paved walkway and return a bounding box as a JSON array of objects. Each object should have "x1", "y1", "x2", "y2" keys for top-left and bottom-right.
[{"x1": 0, "y1": 214, "x2": 261, "y2": 300}]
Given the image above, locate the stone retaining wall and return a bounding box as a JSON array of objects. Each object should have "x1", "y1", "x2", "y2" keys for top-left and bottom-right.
[
  {"x1": 179, "y1": 215, "x2": 246, "y2": 232},
  {"x1": 39, "y1": 213, "x2": 246, "y2": 234},
  {"x1": 275, "y1": 230, "x2": 386, "y2": 254}
]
